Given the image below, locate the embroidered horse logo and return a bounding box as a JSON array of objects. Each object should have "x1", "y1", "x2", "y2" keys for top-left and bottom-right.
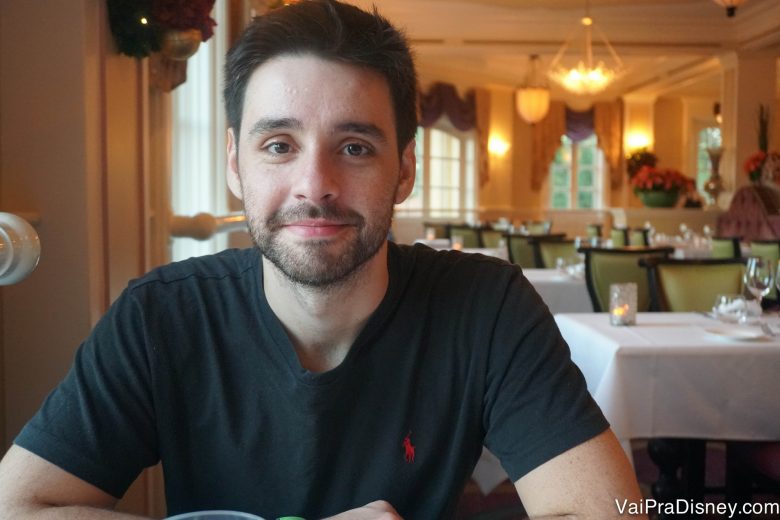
[{"x1": 402, "y1": 431, "x2": 415, "y2": 463}]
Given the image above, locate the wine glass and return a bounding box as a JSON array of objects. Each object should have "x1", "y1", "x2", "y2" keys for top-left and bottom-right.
[{"x1": 744, "y1": 256, "x2": 773, "y2": 320}]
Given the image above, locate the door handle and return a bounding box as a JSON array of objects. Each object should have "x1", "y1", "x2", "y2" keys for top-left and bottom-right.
[{"x1": 0, "y1": 212, "x2": 41, "y2": 285}]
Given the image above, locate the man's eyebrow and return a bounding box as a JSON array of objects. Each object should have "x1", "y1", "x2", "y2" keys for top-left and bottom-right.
[
  {"x1": 335, "y1": 122, "x2": 387, "y2": 143},
  {"x1": 248, "y1": 117, "x2": 302, "y2": 136}
]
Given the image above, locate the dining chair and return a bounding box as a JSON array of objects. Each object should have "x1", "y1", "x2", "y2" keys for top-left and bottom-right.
[
  {"x1": 447, "y1": 224, "x2": 481, "y2": 248},
  {"x1": 749, "y1": 239, "x2": 780, "y2": 301},
  {"x1": 421, "y1": 221, "x2": 449, "y2": 239},
  {"x1": 532, "y1": 238, "x2": 578, "y2": 269},
  {"x1": 579, "y1": 246, "x2": 675, "y2": 312},
  {"x1": 522, "y1": 219, "x2": 552, "y2": 234},
  {"x1": 639, "y1": 257, "x2": 746, "y2": 312},
  {"x1": 478, "y1": 227, "x2": 505, "y2": 249},
  {"x1": 609, "y1": 227, "x2": 628, "y2": 247},
  {"x1": 504, "y1": 232, "x2": 566, "y2": 268},
  {"x1": 586, "y1": 223, "x2": 602, "y2": 239},
  {"x1": 710, "y1": 235, "x2": 742, "y2": 259},
  {"x1": 629, "y1": 228, "x2": 650, "y2": 246}
]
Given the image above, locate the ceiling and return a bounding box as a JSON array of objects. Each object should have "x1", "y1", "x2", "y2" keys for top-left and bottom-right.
[{"x1": 346, "y1": 0, "x2": 780, "y2": 107}]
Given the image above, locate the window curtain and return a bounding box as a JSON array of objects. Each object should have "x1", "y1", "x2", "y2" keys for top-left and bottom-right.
[
  {"x1": 593, "y1": 100, "x2": 625, "y2": 190},
  {"x1": 531, "y1": 100, "x2": 566, "y2": 191},
  {"x1": 531, "y1": 100, "x2": 624, "y2": 191},
  {"x1": 474, "y1": 87, "x2": 490, "y2": 187},
  {"x1": 419, "y1": 82, "x2": 490, "y2": 185}
]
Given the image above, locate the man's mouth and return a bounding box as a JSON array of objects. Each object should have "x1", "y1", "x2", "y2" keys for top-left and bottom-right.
[{"x1": 282, "y1": 219, "x2": 352, "y2": 238}]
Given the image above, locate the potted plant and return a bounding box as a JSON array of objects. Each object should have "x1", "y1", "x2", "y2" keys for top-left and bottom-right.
[{"x1": 629, "y1": 166, "x2": 694, "y2": 208}]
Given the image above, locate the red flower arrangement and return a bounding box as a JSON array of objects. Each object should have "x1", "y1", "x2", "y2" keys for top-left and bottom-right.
[
  {"x1": 107, "y1": 0, "x2": 216, "y2": 59},
  {"x1": 152, "y1": 0, "x2": 216, "y2": 41},
  {"x1": 629, "y1": 166, "x2": 694, "y2": 193},
  {"x1": 744, "y1": 150, "x2": 767, "y2": 183}
]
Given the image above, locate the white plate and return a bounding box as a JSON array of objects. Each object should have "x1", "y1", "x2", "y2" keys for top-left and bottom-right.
[{"x1": 704, "y1": 326, "x2": 768, "y2": 341}]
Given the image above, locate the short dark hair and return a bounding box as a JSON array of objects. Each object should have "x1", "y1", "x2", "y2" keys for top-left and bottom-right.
[{"x1": 224, "y1": 0, "x2": 418, "y2": 154}]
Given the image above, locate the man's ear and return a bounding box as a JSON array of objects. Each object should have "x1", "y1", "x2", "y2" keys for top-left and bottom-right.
[
  {"x1": 226, "y1": 128, "x2": 243, "y2": 201},
  {"x1": 394, "y1": 139, "x2": 416, "y2": 204}
]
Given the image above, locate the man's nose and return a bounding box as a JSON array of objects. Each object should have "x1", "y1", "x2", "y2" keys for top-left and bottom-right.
[{"x1": 293, "y1": 151, "x2": 340, "y2": 202}]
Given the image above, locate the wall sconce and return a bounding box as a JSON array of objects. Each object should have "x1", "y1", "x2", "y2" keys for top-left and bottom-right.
[
  {"x1": 714, "y1": 102, "x2": 723, "y2": 125},
  {"x1": 488, "y1": 136, "x2": 510, "y2": 156},
  {"x1": 625, "y1": 131, "x2": 651, "y2": 152}
]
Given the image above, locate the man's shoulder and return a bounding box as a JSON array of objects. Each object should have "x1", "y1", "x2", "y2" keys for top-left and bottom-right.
[
  {"x1": 392, "y1": 241, "x2": 518, "y2": 280},
  {"x1": 127, "y1": 247, "x2": 259, "y2": 293}
]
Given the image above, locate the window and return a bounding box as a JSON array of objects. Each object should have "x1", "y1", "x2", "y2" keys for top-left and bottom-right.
[
  {"x1": 696, "y1": 126, "x2": 721, "y2": 192},
  {"x1": 395, "y1": 121, "x2": 477, "y2": 220},
  {"x1": 170, "y1": 1, "x2": 229, "y2": 262},
  {"x1": 549, "y1": 133, "x2": 604, "y2": 209}
]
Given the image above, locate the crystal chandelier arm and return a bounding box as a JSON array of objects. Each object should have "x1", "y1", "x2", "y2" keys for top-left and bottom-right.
[{"x1": 593, "y1": 25, "x2": 624, "y2": 68}]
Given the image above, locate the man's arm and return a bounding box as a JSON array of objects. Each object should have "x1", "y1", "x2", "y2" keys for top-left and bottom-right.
[
  {"x1": 0, "y1": 445, "x2": 150, "y2": 519},
  {"x1": 515, "y1": 429, "x2": 648, "y2": 520}
]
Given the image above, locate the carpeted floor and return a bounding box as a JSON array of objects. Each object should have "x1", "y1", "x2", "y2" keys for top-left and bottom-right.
[{"x1": 454, "y1": 441, "x2": 780, "y2": 520}]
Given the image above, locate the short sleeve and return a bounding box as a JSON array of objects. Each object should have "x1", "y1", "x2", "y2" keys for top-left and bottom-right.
[
  {"x1": 14, "y1": 288, "x2": 159, "y2": 498},
  {"x1": 481, "y1": 272, "x2": 608, "y2": 482}
]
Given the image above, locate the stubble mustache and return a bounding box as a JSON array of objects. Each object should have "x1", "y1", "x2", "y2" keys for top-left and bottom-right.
[{"x1": 265, "y1": 203, "x2": 365, "y2": 231}]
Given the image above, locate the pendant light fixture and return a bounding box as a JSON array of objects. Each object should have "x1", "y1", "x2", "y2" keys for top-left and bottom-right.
[
  {"x1": 548, "y1": 0, "x2": 624, "y2": 96},
  {"x1": 712, "y1": 0, "x2": 748, "y2": 17},
  {"x1": 516, "y1": 55, "x2": 550, "y2": 124}
]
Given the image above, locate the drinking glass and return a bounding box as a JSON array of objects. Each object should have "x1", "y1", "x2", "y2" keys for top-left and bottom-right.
[
  {"x1": 166, "y1": 512, "x2": 265, "y2": 520},
  {"x1": 712, "y1": 293, "x2": 746, "y2": 323},
  {"x1": 744, "y1": 256, "x2": 773, "y2": 315}
]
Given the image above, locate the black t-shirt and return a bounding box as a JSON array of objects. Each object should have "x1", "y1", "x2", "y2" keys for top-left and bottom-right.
[{"x1": 15, "y1": 243, "x2": 607, "y2": 519}]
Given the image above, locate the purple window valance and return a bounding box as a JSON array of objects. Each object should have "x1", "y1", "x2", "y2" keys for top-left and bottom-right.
[
  {"x1": 419, "y1": 82, "x2": 476, "y2": 131},
  {"x1": 565, "y1": 107, "x2": 595, "y2": 143}
]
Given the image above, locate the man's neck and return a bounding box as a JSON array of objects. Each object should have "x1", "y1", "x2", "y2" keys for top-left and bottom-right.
[{"x1": 262, "y1": 242, "x2": 390, "y2": 372}]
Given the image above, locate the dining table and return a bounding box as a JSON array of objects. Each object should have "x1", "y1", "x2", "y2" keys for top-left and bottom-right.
[
  {"x1": 522, "y1": 268, "x2": 593, "y2": 313},
  {"x1": 472, "y1": 311, "x2": 780, "y2": 496}
]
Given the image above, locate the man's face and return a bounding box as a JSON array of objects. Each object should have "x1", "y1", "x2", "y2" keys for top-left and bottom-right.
[{"x1": 227, "y1": 54, "x2": 415, "y2": 287}]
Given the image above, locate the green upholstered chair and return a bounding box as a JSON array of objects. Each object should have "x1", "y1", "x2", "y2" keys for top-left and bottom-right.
[
  {"x1": 579, "y1": 246, "x2": 675, "y2": 312},
  {"x1": 479, "y1": 227, "x2": 505, "y2": 248},
  {"x1": 640, "y1": 257, "x2": 746, "y2": 312},
  {"x1": 710, "y1": 236, "x2": 742, "y2": 259},
  {"x1": 610, "y1": 227, "x2": 628, "y2": 247},
  {"x1": 534, "y1": 239, "x2": 578, "y2": 269},
  {"x1": 586, "y1": 223, "x2": 603, "y2": 239},
  {"x1": 447, "y1": 224, "x2": 481, "y2": 248},
  {"x1": 749, "y1": 240, "x2": 780, "y2": 300},
  {"x1": 505, "y1": 233, "x2": 566, "y2": 268},
  {"x1": 421, "y1": 221, "x2": 449, "y2": 239},
  {"x1": 629, "y1": 228, "x2": 650, "y2": 246},
  {"x1": 523, "y1": 220, "x2": 552, "y2": 234}
]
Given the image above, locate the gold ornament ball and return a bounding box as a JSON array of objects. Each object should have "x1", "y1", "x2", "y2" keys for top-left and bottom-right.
[{"x1": 160, "y1": 29, "x2": 202, "y2": 61}]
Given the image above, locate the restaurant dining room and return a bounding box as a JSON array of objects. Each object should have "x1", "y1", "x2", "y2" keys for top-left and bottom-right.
[{"x1": 2, "y1": 0, "x2": 780, "y2": 518}]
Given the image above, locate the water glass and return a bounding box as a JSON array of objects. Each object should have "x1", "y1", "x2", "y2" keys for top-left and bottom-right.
[
  {"x1": 166, "y1": 512, "x2": 266, "y2": 520},
  {"x1": 609, "y1": 283, "x2": 637, "y2": 326},
  {"x1": 424, "y1": 227, "x2": 436, "y2": 240},
  {"x1": 744, "y1": 256, "x2": 773, "y2": 310}
]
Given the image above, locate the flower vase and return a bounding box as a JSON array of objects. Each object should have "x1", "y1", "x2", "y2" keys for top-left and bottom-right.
[
  {"x1": 160, "y1": 29, "x2": 202, "y2": 61},
  {"x1": 636, "y1": 189, "x2": 679, "y2": 208},
  {"x1": 704, "y1": 147, "x2": 724, "y2": 207}
]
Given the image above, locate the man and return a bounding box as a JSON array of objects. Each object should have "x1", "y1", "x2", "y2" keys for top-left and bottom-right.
[{"x1": 0, "y1": 1, "x2": 644, "y2": 518}]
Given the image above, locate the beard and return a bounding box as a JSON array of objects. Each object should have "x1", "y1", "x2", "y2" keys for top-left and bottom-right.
[{"x1": 246, "y1": 197, "x2": 395, "y2": 288}]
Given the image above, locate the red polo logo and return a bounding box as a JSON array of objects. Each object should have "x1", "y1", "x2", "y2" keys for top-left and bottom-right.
[{"x1": 402, "y1": 431, "x2": 415, "y2": 463}]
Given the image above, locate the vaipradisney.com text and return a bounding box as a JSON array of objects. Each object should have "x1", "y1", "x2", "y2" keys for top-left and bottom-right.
[{"x1": 616, "y1": 498, "x2": 780, "y2": 518}]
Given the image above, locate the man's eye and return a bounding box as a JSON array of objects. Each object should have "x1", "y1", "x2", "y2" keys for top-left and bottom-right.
[
  {"x1": 265, "y1": 142, "x2": 291, "y2": 154},
  {"x1": 344, "y1": 143, "x2": 372, "y2": 156}
]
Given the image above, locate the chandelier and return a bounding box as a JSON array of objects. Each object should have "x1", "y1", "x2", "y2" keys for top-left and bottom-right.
[
  {"x1": 516, "y1": 55, "x2": 550, "y2": 124},
  {"x1": 712, "y1": 0, "x2": 748, "y2": 17},
  {"x1": 548, "y1": 2, "x2": 624, "y2": 96}
]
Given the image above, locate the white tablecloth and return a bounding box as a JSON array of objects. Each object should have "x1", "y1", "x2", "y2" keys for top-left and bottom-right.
[
  {"x1": 523, "y1": 269, "x2": 593, "y2": 313},
  {"x1": 556, "y1": 312, "x2": 780, "y2": 451},
  {"x1": 472, "y1": 312, "x2": 780, "y2": 494}
]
